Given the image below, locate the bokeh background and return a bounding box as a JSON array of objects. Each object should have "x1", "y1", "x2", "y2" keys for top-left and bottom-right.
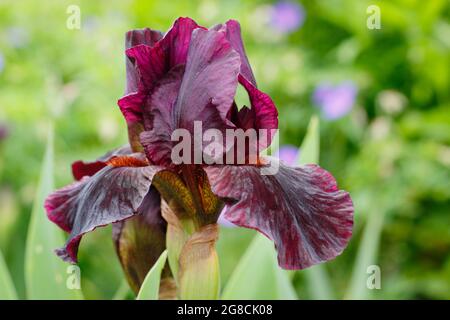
[{"x1": 0, "y1": 0, "x2": 449, "y2": 299}]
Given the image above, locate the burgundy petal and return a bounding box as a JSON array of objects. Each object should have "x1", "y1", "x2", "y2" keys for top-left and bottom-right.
[
  {"x1": 221, "y1": 20, "x2": 279, "y2": 152},
  {"x1": 125, "y1": 28, "x2": 163, "y2": 94},
  {"x1": 45, "y1": 163, "x2": 162, "y2": 263},
  {"x1": 141, "y1": 27, "x2": 241, "y2": 166},
  {"x1": 205, "y1": 158, "x2": 353, "y2": 270},
  {"x1": 117, "y1": 92, "x2": 146, "y2": 125},
  {"x1": 71, "y1": 145, "x2": 132, "y2": 181},
  {"x1": 238, "y1": 74, "x2": 278, "y2": 149},
  {"x1": 175, "y1": 27, "x2": 240, "y2": 130},
  {"x1": 140, "y1": 66, "x2": 184, "y2": 167},
  {"x1": 118, "y1": 18, "x2": 201, "y2": 126},
  {"x1": 112, "y1": 187, "x2": 167, "y2": 294},
  {"x1": 224, "y1": 20, "x2": 257, "y2": 86},
  {"x1": 72, "y1": 161, "x2": 106, "y2": 181}
]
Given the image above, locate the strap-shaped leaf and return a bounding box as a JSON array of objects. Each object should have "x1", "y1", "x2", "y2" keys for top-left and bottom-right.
[
  {"x1": 136, "y1": 250, "x2": 168, "y2": 300},
  {"x1": 222, "y1": 233, "x2": 297, "y2": 299},
  {"x1": 0, "y1": 248, "x2": 17, "y2": 299},
  {"x1": 25, "y1": 125, "x2": 83, "y2": 299}
]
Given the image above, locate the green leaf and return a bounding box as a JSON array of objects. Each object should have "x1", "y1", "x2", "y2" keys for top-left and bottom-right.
[
  {"x1": 0, "y1": 248, "x2": 17, "y2": 299},
  {"x1": 298, "y1": 115, "x2": 320, "y2": 165},
  {"x1": 298, "y1": 116, "x2": 335, "y2": 300},
  {"x1": 222, "y1": 233, "x2": 297, "y2": 300},
  {"x1": 112, "y1": 279, "x2": 131, "y2": 300},
  {"x1": 346, "y1": 211, "x2": 385, "y2": 299},
  {"x1": 25, "y1": 124, "x2": 83, "y2": 299},
  {"x1": 136, "y1": 250, "x2": 168, "y2": 300}
]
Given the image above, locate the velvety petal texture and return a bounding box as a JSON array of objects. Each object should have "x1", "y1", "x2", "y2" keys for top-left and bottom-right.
[
  {"x1": 205, "y1": 158, "x2": 353, "y2": 269},
  {"x1": 125, "y1": 28, "x2": 163, "y2": 95},
  {"x1": 45, "y1": 161, "x2": 162, "y2": 263},
  {"x1": 223, "y1": 20, "x2": 256, "y2": 86},
  {"x1": 140, "y1": 26, "x2": 241, "y2": 166},
  {"x1": 222, "y1": 20, "x2": 278, "y2": 153},
  {"x1": 118, "y1": 18, "x2": 201, "y2": 126}
]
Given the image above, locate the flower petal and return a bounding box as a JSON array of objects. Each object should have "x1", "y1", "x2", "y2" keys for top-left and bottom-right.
[
  {"x1": 45, "y1": 163, "x2": 162, "y2": 263},
  {"x1": 224, "y1": 20, "x2": 257, "y2": 86},
  {"x1": 141, "y1": 27, "x2": 241, "y2": 166},
  {"x1": 112, "y1": 187, "x2": 167, "y2": 294},
  {"x1": 124, "y1": 17, "x2": 200, "y2": 92},
  {"x1": 118, "y1": 18, "x2": 201, "y2": 130},
  {"x1": 221, "y1": 19, "x2": 278, "y2": 148},
  {"x1": 125, "y1": 28, "x2": 163, "y2": 94},
  {"x1": 237, "y1": 74, "x2": 278, "y2": 149},
  {"x1": 174, "y1": 27, "x2": 240, "y2": 130},
  {"x1": 71, "y1": 145, "x2": 132, "y2": 180},
  {"x1": 140, "y1": 66, "x2": 184, "y2": 166},
  {"x1": 205, "y1": 158, "x2": 353, "y2": 269}
]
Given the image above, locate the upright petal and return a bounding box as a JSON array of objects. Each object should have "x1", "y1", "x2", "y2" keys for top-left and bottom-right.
[
  {"x1": 205, "y1": 158, "x2": 353, "y2": 269},
  {"x1": 226, "y1": 76, "x2": 279, "y2": 160},
  {"x1": 141, "y1": 27, "x2": 241, "y2": 166},
  {"x1": 224, "y1": 20, "x2": 256, "y2": 86},
  {"x1": 174, "y1": 27, "x2": 240, "y2": 130},
  {"x1": 45, "y1": 160, "x2": 163, "y2": 263},
  {"x1": 118, "y1": 18, "x2": 201, "y2": 135},
  {"x1": 222, "y1": 19, "x2": 278, "y2": 148},
  {"x1": 125, "y1": 28, "x2": 163, "y2": 94},
  {"x1": 140, "y1": 66, "x2": 184, "y2": 167}
]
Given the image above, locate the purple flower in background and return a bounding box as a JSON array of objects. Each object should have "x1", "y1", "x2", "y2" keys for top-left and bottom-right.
[
  {"x1": 6, "y1": 27, "x2": 29, "y2": 48},
  {"x1": 275, "y1": 145, "x2": 300, "y2": 165},
  {"x1": 0, "y1": 53, "x2": 4, "y2": 73},
  {"x1": 270, "y1": 1, "x2": 305, "y2": 34},
  {"x1": 313, "y1": 81, "x2": 357, "y2": 120}
]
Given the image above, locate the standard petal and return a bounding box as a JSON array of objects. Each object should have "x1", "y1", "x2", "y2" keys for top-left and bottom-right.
[
  {"x1": 118, "y1": 18, "x2": 201, "y2": 129},
  {"x1": 175, "y1": 27, "x2": 240, "y2": 130},
  {"x1": 140, "y1": 66, "x2": 184, "y2": 166},
  {"x1": 237, "y1": 75, "x2": 278, "y2": 149},
  {"x1": 224, "y1": 20, "x2": 256, "y2": 86},
  {"x1": 125, "y1": 28, "x2": 163, "y2": 94},
  {"x1": 71, "y1": 145, "x2": 132, "y2": 180},
  {"x1": 117, "y1": 92, "x2": 146, "y2": 124},
  {"x1": 112, "y1": 187, "x2": 167, "y2": 294},
  {"x1": 45, "y1": 163, "x2": 162, "y2": 263},
  {"x1": 205, "y1": 158, "x2": 353, "y2": 270},
  {"x1": 141, "y1": 27, "x2": 241, "y2": 166}
]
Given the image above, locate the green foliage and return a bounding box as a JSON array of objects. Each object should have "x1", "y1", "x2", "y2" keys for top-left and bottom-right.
[
  {"x1": 24, "y1": 125, "x2": 82, "y2": 299},
  {"x1": 0, "y1": 248, "x2": 17, "y2": 299},
  {"x1": 136, "y1": 250, "x2": 167, "y2": 300},
  {"x1": 222, "y1": 234, "x2": 297, "y2": 300}
]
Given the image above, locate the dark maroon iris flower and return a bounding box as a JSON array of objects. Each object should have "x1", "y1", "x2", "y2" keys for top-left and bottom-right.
[{"x1": 45, "y1": 18, "x2": 353, "y2": 286}]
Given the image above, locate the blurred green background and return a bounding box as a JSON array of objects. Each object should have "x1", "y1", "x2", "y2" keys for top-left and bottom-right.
[{"x1": 0, "y1": 0, "x2": 449, "y2": 299}]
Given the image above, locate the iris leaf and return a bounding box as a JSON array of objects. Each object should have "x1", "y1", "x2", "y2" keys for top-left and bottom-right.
[
  {"x1": 112, "y1": 279, "x2": 131, "y2": 300},
  {"x1": 136, "y1": 250, "x2": 168, "y2": 300},
  {"x1": 298, "y1": 116, "x2": 335, "y2": 300},
  {"x1": 298, "y1": 115, "x2": 320, "y2": 165},
  {"x1": 0, "y1": 248, "x2": 17, "y2": 299},
  {"x1": 222, "y1": 233, "x2": 297, "y2": 299},
  {"x1": 25, "y1": 124, "x2": 83, "y2": 299},
  {"x1": 346, "y1": 210, "x2": 384, "y2": 299}
]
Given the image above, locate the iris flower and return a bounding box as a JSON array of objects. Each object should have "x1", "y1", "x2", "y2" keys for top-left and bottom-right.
[{"x1": 45, "y1": 18, "x2": 353, "y2": 292}]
